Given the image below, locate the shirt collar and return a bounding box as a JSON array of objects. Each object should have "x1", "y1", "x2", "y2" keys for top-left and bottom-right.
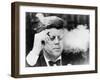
[{"x1": 43, "y1": 50, "x2": 62, "y2": 66}]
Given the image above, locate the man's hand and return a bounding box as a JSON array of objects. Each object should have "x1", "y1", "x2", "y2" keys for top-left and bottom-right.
[
  {"x1": 26, "y1": 29, "x2": 49, "y2": 66},
  {"x1": 33, "y1": 29, "x2": 49, "y2": 53}
]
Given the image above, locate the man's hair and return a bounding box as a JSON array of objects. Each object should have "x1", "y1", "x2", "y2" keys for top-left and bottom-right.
[
  {"x1": 46, "y1": 19, "x2": 64, "y2": 29},
  {"x1": 34, "y1": 15, "x2": 65, "y2": 33}
]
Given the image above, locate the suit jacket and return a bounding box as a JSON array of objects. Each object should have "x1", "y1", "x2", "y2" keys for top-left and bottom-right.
[{"x1": 33, "y1": 50, "x2": 87, "y2": 67}]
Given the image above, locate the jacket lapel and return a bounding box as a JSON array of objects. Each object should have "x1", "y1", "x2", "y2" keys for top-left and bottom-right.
[
  {"x1": 39, "y1": 53, "x2": 47, "y2": 66},
  {"x1": 34, "y1": 50, "x2": 47, "y2": 67}
]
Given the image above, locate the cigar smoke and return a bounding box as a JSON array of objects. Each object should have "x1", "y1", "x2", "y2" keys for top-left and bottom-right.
[{"x1": 63, "y1": 25, "x2": 89, "y2": 53}]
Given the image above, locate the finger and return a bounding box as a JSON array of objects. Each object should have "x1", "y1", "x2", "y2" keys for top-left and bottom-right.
[
  {"x1": 45, "y1": 33, "x2": 50, "y2": 42},
  {"x1": 41, "y1": 29, "x2": 49, "y2": 39}
]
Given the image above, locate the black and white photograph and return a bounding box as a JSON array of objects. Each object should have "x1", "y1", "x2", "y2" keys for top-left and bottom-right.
[
  {"x1": 26, "y1": 12, "x2": 90, "y2": 67},
  {"x1": 11, "y1": 2, "x2": 97, "y2": 78}
]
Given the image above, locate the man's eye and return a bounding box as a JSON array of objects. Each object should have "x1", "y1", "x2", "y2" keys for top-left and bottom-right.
[
  {"x1": 50, "y1": 36, "x2": 55, "y2": 41},
  {"x1": 58, "y1": 36, "x2": 63, "y2": 40}
]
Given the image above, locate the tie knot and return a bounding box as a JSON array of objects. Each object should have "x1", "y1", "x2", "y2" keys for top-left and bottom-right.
[{"x1": 49, "y1": 59, "x2": 61, "y2": 66}]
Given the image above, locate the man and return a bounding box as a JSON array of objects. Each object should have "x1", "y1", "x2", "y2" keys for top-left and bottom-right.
[
  {"x1": 26, "y1": 14, "x2": 86, "y2": 67},
  {"x1": 26, "y1": 14, "x2": 71, "y2": 67}
]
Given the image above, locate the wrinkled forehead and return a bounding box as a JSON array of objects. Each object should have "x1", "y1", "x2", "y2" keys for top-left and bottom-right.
[{"x1": 47, "y1": 28, "x2": 64, "y2": 36}]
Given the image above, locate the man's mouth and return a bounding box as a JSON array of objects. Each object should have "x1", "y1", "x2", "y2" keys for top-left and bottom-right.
[{"x1": 53, "y1": 47, "x2": 61, "y2": 50}]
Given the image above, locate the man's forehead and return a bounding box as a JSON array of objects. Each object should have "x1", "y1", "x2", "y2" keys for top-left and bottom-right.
[{"x1": 47, "y1": 28, "x2": 63, "y2": 35}]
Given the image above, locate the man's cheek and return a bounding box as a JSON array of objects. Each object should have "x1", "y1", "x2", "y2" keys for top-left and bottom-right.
[{"x1": 45, "y1": 39, "x2": 52, "y2": 45}]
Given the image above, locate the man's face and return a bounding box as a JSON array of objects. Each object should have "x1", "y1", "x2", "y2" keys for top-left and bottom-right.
[{"x1": 44, "y1": 28, "x2": 64, "y2": 59}]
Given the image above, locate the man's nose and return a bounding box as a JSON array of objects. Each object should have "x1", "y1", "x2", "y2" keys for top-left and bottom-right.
[{"x1": 54, "y1": 37, "x2": 59, "y2": 45}]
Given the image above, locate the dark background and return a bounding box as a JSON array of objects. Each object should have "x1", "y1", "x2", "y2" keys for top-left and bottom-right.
[{"x1": 26, "y1": 12, "x2": 89, "y2": 55}]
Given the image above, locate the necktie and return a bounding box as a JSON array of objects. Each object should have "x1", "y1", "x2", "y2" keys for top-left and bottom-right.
[{"x1": 49, "y1": 59, "x2": 61, "y2": 66}]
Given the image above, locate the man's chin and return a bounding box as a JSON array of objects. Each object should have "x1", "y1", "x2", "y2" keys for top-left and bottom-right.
[{"x1": 52, "y1": 51, "x2": 62, "y2": 56}]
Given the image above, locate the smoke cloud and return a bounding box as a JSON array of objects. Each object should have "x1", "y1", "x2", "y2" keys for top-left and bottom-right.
[{"x1": 63, "y1": 25, "x2": 89, "y2": 53}]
